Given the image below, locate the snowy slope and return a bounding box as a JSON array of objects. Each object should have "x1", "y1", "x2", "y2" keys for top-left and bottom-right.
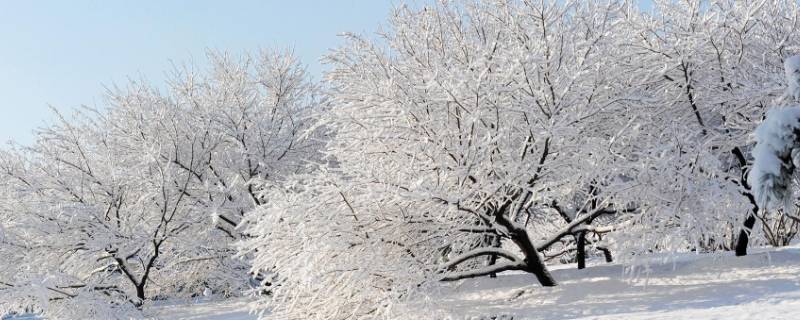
[{"x1": 126, "y1": 246, "x2": 800, "y2": 319}]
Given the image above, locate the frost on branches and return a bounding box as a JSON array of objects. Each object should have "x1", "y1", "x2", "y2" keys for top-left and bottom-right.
[
  {"x1": 614, "y1": 0, "x2": 800, "y2": 255},
  {"x1": 240, "y1": 2, "x2": 643, "y2": 319},
  {"x1": 785, "y1": 55, "x2": 800, "y2": 101},
  {"x1": 240, "y1": 1, "x2": 800, "y2": 318},
  {"x1": 5, "y1": 0, "x2": 800, "y2": 319},
  {"x1": 0, "y1": 49, "x2": 319, "y2": 318}
]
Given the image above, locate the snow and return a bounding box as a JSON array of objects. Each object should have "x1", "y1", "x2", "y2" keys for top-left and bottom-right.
[
  {"x1": 750, "y1": 106, "x2": 800, "y2": 209},
  {"x1": 398, "y1": 246, "x2": 800, "y2": 320},
  {"x1": 2, "y1": 299, "x2": 260, "y2": 320},
  {"x1": 95, "y1": 246, "x2": 800, "y2": 320},
  {"x1": 749, "y1": 54, "x2": 800, "y2": 210},
  {"x1": 147, "y1": 298, "x2": 257, "y2": 320},
  {"x1": 6, "y1": 248, "x2": 800, "y2": 320}
]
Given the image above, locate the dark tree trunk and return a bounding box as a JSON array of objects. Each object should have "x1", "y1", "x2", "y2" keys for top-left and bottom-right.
[
  {"x1": 599, "y1": 247, "x2": 613, "y2": 262},
  {"x1": 134, "y1": 284, "x2": 145, "y2": 307},
  {"x1": 735, "y1": 213, "x2": 757, "y2": 256},
  {"x1": 731, "y1": 146, "x2": 759, "y2": 257},
  {"x1": 576, "y1": 232, "x2": 587, "y2": 269},
  {"x1": 525, "y1": 259, "x2": 557, "y2": 287},
  {"x1": 494, "y1": 191, "x2": 556, "y2": 286},
  {"x1": 511, "y1": 229, "x2": 556, "y2": 286}
]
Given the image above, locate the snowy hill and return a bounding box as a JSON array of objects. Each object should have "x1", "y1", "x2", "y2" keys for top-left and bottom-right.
[{"x1": 137, "y1": 246, "x2": 800, "y2": 320}]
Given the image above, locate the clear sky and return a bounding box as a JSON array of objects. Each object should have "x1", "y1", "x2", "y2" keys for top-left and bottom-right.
[
  {"x1": 0, "y1": 1, "x2": 654, "y2": 145},
  {"x1": 0, "y1": 0, "x2": 395, "y2": 145}
]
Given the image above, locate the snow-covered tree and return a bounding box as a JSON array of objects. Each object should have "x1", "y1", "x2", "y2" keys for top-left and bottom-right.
[
  {"x1": 4, "y1": 1, "x2": 800, "y2": 319},
  {"x1": 0, "y1": 49, "x2": 319, "y2": 318},
  {"x1": 240, "y1": 1, "x2": 646, "y2": 318},
  {"x1": 239, "y1": 1, "x2": 800, "y2": 318},
  {"x1": 750, "y1": 106, "x2": 800, "y2": 208},
  {"x1": 612, "y1": 0, "x2": 800, "y2": 256},
  {"x1": 748, "y1": 55, "x2": 800, "y2": 246}
]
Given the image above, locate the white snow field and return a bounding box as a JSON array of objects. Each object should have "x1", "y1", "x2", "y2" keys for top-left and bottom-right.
[
  {"x1": 399, "y1": 246, "x2": 800, "y2": 320},
  {"x1": 148, "y1": 298, "x2": 257, "y2": 320},
  {"x1": 144, "y1": 246, "x2": 800, "y2": 320}
]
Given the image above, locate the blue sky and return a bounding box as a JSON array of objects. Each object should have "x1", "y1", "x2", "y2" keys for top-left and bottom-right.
[
  {"x1": 0, "y1": 1, "x2": 395, "y2": 144},
  {"x1": 0, "y1": 1, "x2": 654, "y2": 145}
]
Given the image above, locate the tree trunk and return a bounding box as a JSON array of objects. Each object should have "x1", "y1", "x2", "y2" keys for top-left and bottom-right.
[
  {"x1": 511, "y1": 229, "x2": 557, "y2": 286},
  {"x1": 731, "y1": 146, "x2": 759, "y2": 257},
  {"x1": 735, "y1": 210, "x2": 757, "y2": 256},
  {"x1": 495, "y1": 202, "x2": 557, "y2": 286},
  {"x1": 599, "y1": 247, "x2": 613, "y2": 262},
  {"x1": 134, "y1": 284, "x2": 146, "y2": 307},
  {"x1": 576, "y1": 232, "x2": 587, "y2": 269},
  {"x1": 525, "y1": 258, "x2": 557, "y2": 287}
]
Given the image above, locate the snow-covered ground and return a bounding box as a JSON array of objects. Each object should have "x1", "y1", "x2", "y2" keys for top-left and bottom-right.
[
  {"x1": 402, "y1": 246, "x2": 800, "y2": 320},
  {"x1": 44, "y1": 246, "x2": 800, "y2": 320},
  {"x1": 147, "y1": 298, "x2": 257, "y2": 320}
]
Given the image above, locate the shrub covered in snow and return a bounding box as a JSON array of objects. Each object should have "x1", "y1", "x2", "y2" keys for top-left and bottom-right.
[{"x1": 750, "y1": 107, "x2": 800, "y2": 210}]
